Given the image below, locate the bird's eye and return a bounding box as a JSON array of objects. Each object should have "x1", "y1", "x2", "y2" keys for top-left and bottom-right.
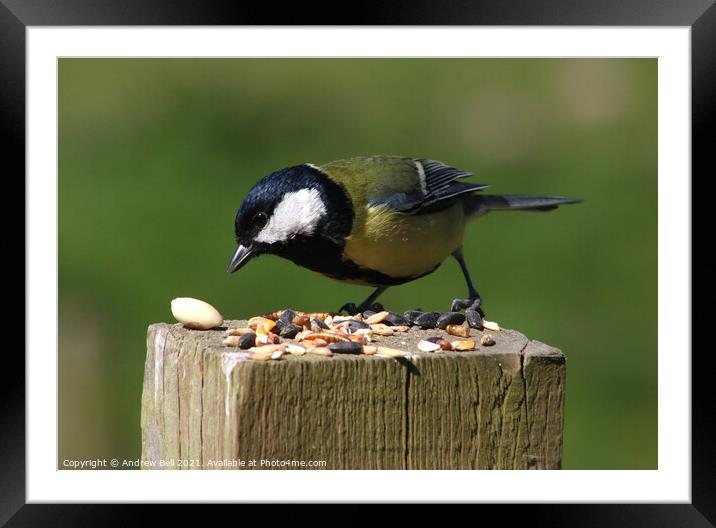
[{"x1": 253, "y1": 212, "x2": 268, "y2": 228}]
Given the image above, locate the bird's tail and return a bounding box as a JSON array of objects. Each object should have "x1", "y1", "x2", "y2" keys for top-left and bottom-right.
[{"x1": 465, "y1": 194, "x2": 581, "y2": 219}]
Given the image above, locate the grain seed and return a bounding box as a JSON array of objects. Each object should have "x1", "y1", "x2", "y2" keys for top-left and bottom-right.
[
  {"x1": 249, "y1": 317, "x2": 277, "y2": 335},
  {"x1": 418, "y1": 340, "x2": 442, "y2": 352},
  {"x1": 451, "y1": 339, "x2": 476, "y2": 351},
  {"x1": 480, "y1": 334, "x2": 496, "y2": 346},
  {"x1": 293, "y1": 315, "x2": 311, "y2": 328},
  {"x1": 354, "y1": 328, "x2": 373, "y2": 341},
  {"x1": 248, "y1": 350, "x2": 273, "y2": 361},
  {"x1": 248, "y1": 345, "x2": 285, "y2": 360},
  {"x1": 365, "y1": 311, "x2": 390, "y2": 324},
  {"x1": 425, "y1": 336, "x2": 453, "y2": 350},
  {"x1": 445, "y1": 323, "x2": 471, "y2": 337},
  {"x1": 345, "y1": 334, "x2": 367, "y2": 345},
  {"x1": 225, "y1": 326, "x2": 254, "y2": 336},
  {"x1": 376, "y1": 346, "x2": 408, "y2": 357},
  {"x1": 308, "y1": 346, "x2": 333, "y2": 357},
  {"x1": 370, "y1": 323, "x2": 395, "y2": 336},
  {"x1": 286, "y1": 344, "x2": 306, "y2": 355},
  {"x1": 483, "y1": 320, "x2": 501, "y2": 331},
  {"x1": 222, "y1": 336, "x2": 240, "y2": 347}
]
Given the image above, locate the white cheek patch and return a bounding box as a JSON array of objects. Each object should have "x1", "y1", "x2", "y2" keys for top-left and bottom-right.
[{"x1": 255, "y1": 188, "x2": 327, "y2": 244}]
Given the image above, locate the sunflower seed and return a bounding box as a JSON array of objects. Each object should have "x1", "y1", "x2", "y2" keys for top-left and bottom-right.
[
  {"x1": 383, "y1": 312, "x2": 408, "y2": 326},
  {"x1": 279, "y1": 323, "x2": 302, "y2": 339},
  {"x1": 328, "y1": 341, "x2": 363, "y2": 354},
  {"x1": 279, "y1": 309, "x2": 296, "y2": 325},
  {"x1": 310, "y1": 318, "x2": 330, "y2": 331},
  {"x1": 345, "y1": 320, "x2": 370, "y2": 333},
  {"x1": 403, "y1": 311, "x2": 424, "y2": 325},
  {"x1": 465, "y1": 308, "x2": 484, "y2": 330},
  {"x1": 414, "y1": 311, "x2": 442, "y2": 329},
  {"x1": 238, "y1": 332, "x2": 257, "y2": 349},
  {"x1": 436, "y1": 312, "x2": 466, "y2": 329}
]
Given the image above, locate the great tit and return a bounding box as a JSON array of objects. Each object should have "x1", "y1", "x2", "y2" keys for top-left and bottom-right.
[{"x1": 228, "y1": 156, "x2": 578, "y2": 314}]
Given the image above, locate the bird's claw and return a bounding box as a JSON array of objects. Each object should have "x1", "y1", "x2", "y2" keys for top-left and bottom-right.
[
  {"x1": 450, "y1": 297, "x2": 485, "y2": 318},
  {"x1": 338, "y1": 301, "x2": 385, "y2": 315},
  {"x1": 338, "y1": 302, "x2": 359, "y2": 316}
]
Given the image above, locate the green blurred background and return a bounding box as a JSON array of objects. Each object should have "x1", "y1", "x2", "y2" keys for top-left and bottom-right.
[{"x1": 59, "y1": 58, "x2": 656, "y2": 469}]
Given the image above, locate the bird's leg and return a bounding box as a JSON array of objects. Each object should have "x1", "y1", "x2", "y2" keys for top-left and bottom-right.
[
  {"x1": 338, "y1": 286, "x2": 387, "y2": 315},
  {"x1": 449, "y1": 247, "x2": 485, "y2": 317}
]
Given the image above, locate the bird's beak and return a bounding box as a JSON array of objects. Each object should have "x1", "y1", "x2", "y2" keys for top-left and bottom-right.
[{"x1": 227, "y1": 244, "x2": 254, "y2": 273}]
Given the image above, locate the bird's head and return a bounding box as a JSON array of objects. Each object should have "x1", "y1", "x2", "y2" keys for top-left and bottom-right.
[{"x1": 228, "y1": 163, "x2": 353, "y2": 273}]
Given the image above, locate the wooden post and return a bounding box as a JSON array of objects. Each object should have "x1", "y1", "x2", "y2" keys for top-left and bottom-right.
[{"x1": 141, "y1": 321, "x2": 565, "y2": 469}]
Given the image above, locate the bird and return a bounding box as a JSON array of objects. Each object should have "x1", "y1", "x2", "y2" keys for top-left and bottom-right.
[{"x1": 228, "y1": 156, "x2": 579, "y2": 316}]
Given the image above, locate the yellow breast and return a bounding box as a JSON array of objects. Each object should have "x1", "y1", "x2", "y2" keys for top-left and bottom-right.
[{"x1": 342, "y1": 202, "x2": 465, "y2": 280}]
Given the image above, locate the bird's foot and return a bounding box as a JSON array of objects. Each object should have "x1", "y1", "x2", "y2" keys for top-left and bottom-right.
[
  {"x1": 450, "y1": 297, "x2": 485, "y2": 318},
  {"x1": 365, "y1": 302, "x2": 384, "y2": 313},
  {"x1": 338, "y1": 302, "x2": 359, "y2": 316},
  {"x1": 338, "y1": 301, "x2": 385, "y2": 315}
]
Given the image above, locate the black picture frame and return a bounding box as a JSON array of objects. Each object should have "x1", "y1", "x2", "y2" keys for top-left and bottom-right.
[{"x1": 5, "y1": 0, "x2": 708, "y2": 523}]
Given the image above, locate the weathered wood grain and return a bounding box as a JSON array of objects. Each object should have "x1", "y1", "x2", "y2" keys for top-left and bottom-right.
[{"x1": 141, "y1": 321, "x2": 565, "y2": 469}]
